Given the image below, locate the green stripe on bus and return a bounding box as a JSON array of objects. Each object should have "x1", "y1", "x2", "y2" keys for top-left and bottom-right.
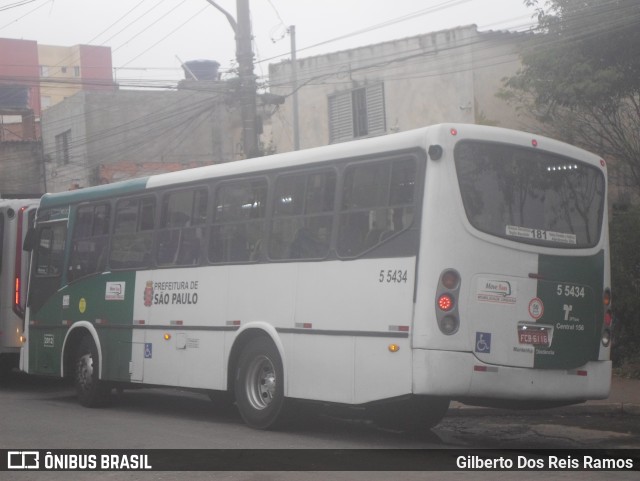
[
  {"x1": 40, "y1": 177, "x2": 150, "y2": 209},
  {"x1": 535, "y1": 250, "x2": 604, "y2": 369}
]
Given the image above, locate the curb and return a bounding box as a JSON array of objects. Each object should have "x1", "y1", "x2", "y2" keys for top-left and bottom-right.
[{"x1": 447, "y1": 402, "x2": 640, "y2": 417}]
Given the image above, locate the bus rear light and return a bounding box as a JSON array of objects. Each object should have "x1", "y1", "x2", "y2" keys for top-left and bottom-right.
[
  {"x1": 435, "y1": 268, "x2": 461, "y2": 335},
  {"x1": 437, "y1": 294, "x2": 454, "y2": 311},
  {"x1": 532, "y1": 139, "x2": 538, "y2": 147},
  {"x1": 603, "y1": 288, "x2": 611, "y2": 307},
  {"x1": 450, "y1": 128, "x2": 458, "y2": 136},
  {"x1": 438, "y1": 315, "x2": 459, "y2": 335},
  {"x1": 388, "y1": 344, "x2": 400, "y2": 353},
  {"x1": 19, "y1": 335, "x2": 26, "y2": 344},
  {"x1": 474, "y1": 365, "x2": 498, "y2": 373},
  {"x1": 601, "y1": 329, "x2": 611, "y2": 347},
  {"x1": 441, "y1": 270, "x2": 460, "y2": 290},
  {"x1": 14, "y1": 277, "x2": 20, "y2": 306},
  {"x1": 604, "y1": 310, "x2": 613, "y2": 327}
]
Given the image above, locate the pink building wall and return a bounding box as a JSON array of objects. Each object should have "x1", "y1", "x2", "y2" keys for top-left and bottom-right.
[{"x1": 0, "y1": 38, "x2": 41, "y2": 116}]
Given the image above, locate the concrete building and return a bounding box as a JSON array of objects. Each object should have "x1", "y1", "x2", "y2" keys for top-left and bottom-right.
[
  {"x1": 0, "y1": 38, "x2": 41, "y2": 141},
  {"x1": 0, "y1": 38, "x2": 114, "y2": 138},
  {"x1": 41, "y1": 83, "x2": 242, "y2": 192},
  {"x1": 0, "y1": 38, "x2": 114, "y2": 194},
  {"x1": 267, "y1": 25, "x2": 532, "y2": 152},
  {"x1": 0, "y1": 141, "x2": 44, "y2": 195},
  {"x1": 37, "y1": 43, "x2": 114, "y2": 110}
]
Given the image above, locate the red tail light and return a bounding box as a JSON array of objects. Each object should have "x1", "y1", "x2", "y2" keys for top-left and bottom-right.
[
  {"x1": 435, "y1": 269, "x2": 461, "y2": 335},
  {"x1": 12, "y1": 205, "x2": 28, "y2": 318},
  {"x1": 14, "y1": 277, "x2": 20, "y2": 307},
  {"x1": 438, "y1": 294, "x2": 454, "y2": 311},
  {"x1": 603, "y1": 289, "x2": 611, "y2": 307},
  {"x1": 602, "y1": 288, "x2": 613, "y2": 347}
]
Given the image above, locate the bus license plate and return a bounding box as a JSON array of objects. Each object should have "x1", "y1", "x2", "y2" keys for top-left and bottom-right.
[{"x1": 518, "y1": 327, "x2": 549, "y2": 346}]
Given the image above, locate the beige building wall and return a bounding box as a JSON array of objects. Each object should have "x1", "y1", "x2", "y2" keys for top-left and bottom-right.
[
  {"x1": 267, "y1": 25, "x2": 532, "y2": 153},
  {"x1": 37, "y1": 45, "x2": 84, "y2": 109}
]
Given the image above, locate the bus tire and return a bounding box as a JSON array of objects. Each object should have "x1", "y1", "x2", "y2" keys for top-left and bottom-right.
[
  {"x1": 74, "y1": 336, "x2": 110, "y2": 408},
  {"x1": 370, "y1": 396, "x2": 450, "y2": 432},
  {"x1": 234, "y1": 337, "x2": 285, "y2": 430}
]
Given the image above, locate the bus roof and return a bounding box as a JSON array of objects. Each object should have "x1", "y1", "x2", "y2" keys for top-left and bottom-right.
[
  {"x1": 39, "y1": 126, "x2": 432, "y2": 210},
  {"x1": 37, "y1": 124, "x2": 604, "y2": 210}
]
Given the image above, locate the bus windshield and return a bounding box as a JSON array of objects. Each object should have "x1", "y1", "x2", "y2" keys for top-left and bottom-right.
[{"x1": 454, "y1": 140, "x2": 605, "y2": 248}]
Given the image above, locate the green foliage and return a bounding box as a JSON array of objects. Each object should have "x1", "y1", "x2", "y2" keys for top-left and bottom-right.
[
  {"x1": 520, "y1": 0, "x2": 640, "y2": 105},
  {"x1": 610, "y1": 207, "x2": 640, "y2": 377},
  {"x1": 503, "y1": 0, "x2": 640, "y2": 189}
]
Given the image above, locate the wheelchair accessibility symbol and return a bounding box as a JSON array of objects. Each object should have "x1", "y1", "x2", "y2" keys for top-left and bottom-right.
[
  {"x1": 144, "y1": 343, "x2": 152, "y2": 359},
  {"x1": 475, "y1": 332, "x2": 491, "y2": 353}
]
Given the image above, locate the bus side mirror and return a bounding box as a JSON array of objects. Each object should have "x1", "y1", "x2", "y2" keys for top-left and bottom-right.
[{"x1": 23, "y1": 227, "x2": 36, "y2": 252}]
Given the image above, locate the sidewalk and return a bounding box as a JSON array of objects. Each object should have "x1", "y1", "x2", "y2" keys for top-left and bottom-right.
[
  {"x1": 584, "y1": 374, "x2": 640, "y2": 414},
  {"x1": 448, "y1": 375, "x2": 640, "y2": 416}
]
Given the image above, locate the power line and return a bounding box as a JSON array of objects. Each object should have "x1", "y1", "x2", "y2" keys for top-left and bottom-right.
[
  {"x1": 0, "y1": 0, "x2": 37, "y2": 12},
  {"x1": 118, "y1": 4, "x2": 210, "y2": 69}
]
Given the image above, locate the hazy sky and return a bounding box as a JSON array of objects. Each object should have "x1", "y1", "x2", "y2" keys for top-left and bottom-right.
[{"x1": 0, "y1": 0, "x2": 536, "y2": 86}]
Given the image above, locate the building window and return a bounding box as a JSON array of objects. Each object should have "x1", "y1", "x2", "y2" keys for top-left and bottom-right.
[
  {"x1": 74, "y1": 66, "x2": 80, "y2": 77},
  {"x1": 40, "y1": 65, "x2": 49, "y2": 77},
  {"x1": 55, "y1": 130, "x2": 71, "y2": 164},
  {"x1": 41, "y1": 96, "x2": 52, "y2": 110},
  {"x1": 328, "y1": 83, "x2": 386, "y2": 143}
]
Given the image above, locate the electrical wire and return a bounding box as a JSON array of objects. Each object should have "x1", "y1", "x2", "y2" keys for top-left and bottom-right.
[{"x1": 2, "y1": 0, "x2": 637, "y2": 190}]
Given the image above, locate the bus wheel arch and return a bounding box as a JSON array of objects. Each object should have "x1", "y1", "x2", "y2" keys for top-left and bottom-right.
[
  {"x1": 62, "y1": 324, "x2": 97, "y2": 380},
  {"x1": 228, "y1": 328, "x2": 286, "y2": 430},
  {"x1": 62, "y1": 324, "x2": 110, "y2": 407}
]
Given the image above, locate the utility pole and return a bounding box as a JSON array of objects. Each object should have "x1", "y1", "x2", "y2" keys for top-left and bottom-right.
[
  {"x1": 205, "y1": 0, "x2": 259, "y2": 158},
  {"x1": 289, "y1": 25, "x2": 300, "y2": 151},
  {"x1": 235, "y1": 0, "x2": 259, "y2": 158}
]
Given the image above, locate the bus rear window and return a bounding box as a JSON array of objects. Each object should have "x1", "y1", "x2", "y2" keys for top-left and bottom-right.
[{"x1": 454, "y1": 141, "x2": 605, "y2": 248}]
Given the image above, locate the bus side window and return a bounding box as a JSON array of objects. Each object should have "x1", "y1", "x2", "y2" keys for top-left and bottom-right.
[
  {"x1": 69, "y1": 203, "x2": 110, "y2": 282},
  {"x1": 157, "y1": 189, "x2": 207, "y2": 267},
  {"x1": 269, "y1": 171, "x2": 335, "y2": 260},
  {"x1": 209, "y1": 179, "x2": 266, "y2": 264},
  {"x1": 337, "y1": 158, "x2": 416, "y2": 258},
  {"x1": 34, "y1": 223, "x2": 66, "y2": 277},
  {"x1": 110, "y1": 197, "x2": 155, "y2": 270}
]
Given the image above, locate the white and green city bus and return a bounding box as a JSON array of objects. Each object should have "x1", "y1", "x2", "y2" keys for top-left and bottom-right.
[
  {"x1": 0, "y1": 197, "x2": 39, "y2": 376},
  {"x1": 21, "y1": 124, "x2": 612, "y2": 430}
]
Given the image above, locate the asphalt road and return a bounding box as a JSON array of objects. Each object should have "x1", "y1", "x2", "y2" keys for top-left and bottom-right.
[{"x1": 1, "y1": 372, "x2": 638, "y2": 480}]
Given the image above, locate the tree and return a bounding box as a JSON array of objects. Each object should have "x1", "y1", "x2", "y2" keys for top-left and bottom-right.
[
  {"x1": 609, "y1": 206, "x2": 640, "y2": 377},
  {"x1": 502, "y1": 0, "x2": 640, "y2": 190},
  {"x1": 503, "y1": 1, "x2": 640, "y2": 376}
]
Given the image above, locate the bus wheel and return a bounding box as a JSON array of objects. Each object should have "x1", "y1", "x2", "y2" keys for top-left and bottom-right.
[
  {"x1": 370, "y1": 396, "x2": 450, "y2": 432},
  {"x1": 234, "y1": 337, "x2": 284, "y2": 429},
  {"x1": 74, "y1": 336, "x2": 110, "y2": 407}
]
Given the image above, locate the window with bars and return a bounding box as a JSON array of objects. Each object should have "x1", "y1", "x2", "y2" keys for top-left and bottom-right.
[
  {"x1": 55, "y1": 130, "x2": 71, "y2": 165},
  {"x1": 328, "y1": 83, "x2": 386, "y2": 143}
]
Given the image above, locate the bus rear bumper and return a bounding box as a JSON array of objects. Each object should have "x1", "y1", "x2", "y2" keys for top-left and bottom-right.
[{"x1": 413, "y1": 349, "x2": 612, "y2": 402}]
